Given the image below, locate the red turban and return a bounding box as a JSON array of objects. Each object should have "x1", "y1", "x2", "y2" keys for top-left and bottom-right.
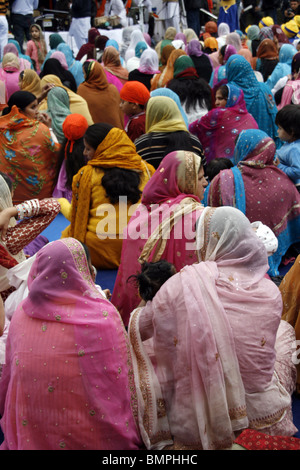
[{"x1": 62, "y1": 113, "x2": 89, "y2": 155}]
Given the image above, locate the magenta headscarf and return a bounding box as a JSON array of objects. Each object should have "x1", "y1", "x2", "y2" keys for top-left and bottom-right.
[
  {"x1": 142, "y1": 150, "x2": 201, "y2": 206},
  {"x1": 189, "y1": 83, "x2": 258, "y2": 163}
]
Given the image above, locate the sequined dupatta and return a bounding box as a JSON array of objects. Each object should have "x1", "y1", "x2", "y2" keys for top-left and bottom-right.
[{"x1": 0, "y1": 238, "x2": 142, "y2": 450}]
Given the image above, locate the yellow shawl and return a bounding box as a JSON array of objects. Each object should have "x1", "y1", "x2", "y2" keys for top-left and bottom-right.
[{"x1": 69, "y1": 127, "x2": 154, "y2": 241}]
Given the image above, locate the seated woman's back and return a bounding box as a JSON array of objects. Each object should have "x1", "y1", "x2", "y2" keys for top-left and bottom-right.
[
  {"x1": 134, "y1": 95, "x2": 204, "y2": 169},
  {"x1": 77, "y1": 61, "x2": 124, "y2": 129},
  {"x1": 0, "y1": 91, "x2": 60, "y2": 204},
  {"x1": 60, "y1": 123, "x2": 155, "y2": 269}
]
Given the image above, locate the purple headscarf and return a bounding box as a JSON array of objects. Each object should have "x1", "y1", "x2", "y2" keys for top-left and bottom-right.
[{"x1": 186, "y1": 39, "x2": 204, "y2": 57}]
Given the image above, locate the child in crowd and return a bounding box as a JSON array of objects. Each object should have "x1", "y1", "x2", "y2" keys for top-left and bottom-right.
[
  {"x1": 119, "y1": 81, "x2": 150, "y2": 142},
  {"x1": 128, "y1": 260, "x2": 176, "y2": 305},
  {"x1": 274, "y1": 104, "x2": 300, "y2": 191},
  {"x1": 25, "y1": 24, "x2": 47, "y2": 74},
  {"x1": 205, "y1": 157, "x2": 234, "y2": 182}
]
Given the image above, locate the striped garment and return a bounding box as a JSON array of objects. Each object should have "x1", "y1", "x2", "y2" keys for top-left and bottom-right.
[{"x1": 134, "y1": 131, "x2": 205, "y2": 169}]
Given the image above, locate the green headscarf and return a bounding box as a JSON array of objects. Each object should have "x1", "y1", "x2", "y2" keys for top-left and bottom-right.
[
  {"x1": 46, "y1": 87, "x2": 71, "y2": 144},
  {"x1": 173, "y1": 55, "x2": 198, "y2": 79}
]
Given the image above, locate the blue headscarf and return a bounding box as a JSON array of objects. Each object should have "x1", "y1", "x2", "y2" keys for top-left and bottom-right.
[
  {"x1": 105, "y1": 38, "x2": 125, "y2": 65},
  {"x1": 106, "y1": 39, "x2": 119, "y2": 51},
  {"x1": 135, "y1": 41, "x2": 148, "y2": 58},
  {"x1": 226, "y1": 54, "x2": 279, "y2": 146},
  {"x1": 232, "y1": 129, "x2": 300, "y2": 275},
  {"x1": 266, "y1": 43, "x2": 297, "y2": 90},
  {"x1": 150, "y1": 88, "x2": 189, "y2": 128},
  {"x1": 233, "y1": 129, "x2": 269, "y2": 165},
  {"x1": 57, "y1": 43, "x2": 84, "y2": 87}
]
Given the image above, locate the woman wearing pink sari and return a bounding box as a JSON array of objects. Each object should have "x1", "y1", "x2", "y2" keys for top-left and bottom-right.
[
  {"x1": 111, "y1": 150, "x2": 207, "y2": 327},
  {"x1": 0, "y1": 238, "x2": 142, "y2": 450},
  {"x1": 189, "y1": 83, "x2": 258, "y2": 164},
  {"x1": 129, "y1": 206, "x2": 297, "y2": 450}
]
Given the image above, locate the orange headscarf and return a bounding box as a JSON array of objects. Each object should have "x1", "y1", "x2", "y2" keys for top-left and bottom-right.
[
  {"x1": 69, "y1": 127, "x2": 154, "y2": 240},
  {"x1": 204, "y1": 37, "x2": 219, "y2": 51}
]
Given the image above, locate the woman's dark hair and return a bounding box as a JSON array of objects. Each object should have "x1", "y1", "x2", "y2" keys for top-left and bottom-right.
[
  {"x1": 102, "y1": 168, "x2": 141, "y2": 204},
  {"x1": 53, "y1": 137, "x2": 87, "y2": 191},
  {"x1": 39, "y1": 58, "x2": 77, "y2": 92},
  {"x1": 84, "y1": 123, "x2": 141, "y2": 204},
  {"x1": 206, "y1": 158, "x2": 234, "y2": 182},
  {"x1": 275, "y1": 104, "x2": 300, "y2": 139},
  {"x1": 82, "y1": 60, "x2": 91, "y2": 78},
  {"x1": 0, "y1": 171, "x2": 13, "y2": 191},
  {"x1": 216, "y1": 84, "x2": 229, "y2": 100},
  {"x1": 167, "y1": 77, "x2": 212, "y2": 114},
  {"x1": 127, "y1": 260, "x2": 176, "y2": 302},
  {"x1": 80, "y1": 241, "x2": 91, "y2": 263},
  {"x1": 83, "y1": 123, "x2": 114, "y2": 150},
  {"x1": 220, "y1": 44, "x2": 227, "y2": 57},
  {"x1": 2, "y1": 90, "x2": 36, "y2": 115}
]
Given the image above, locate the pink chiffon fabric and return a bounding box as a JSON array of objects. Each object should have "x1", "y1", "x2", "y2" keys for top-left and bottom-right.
[
  {"x1": 128, "y1": 206, "x2": 297, "y2": 450},
  {"x1": 103, "y1": 68, "x2": 124, "y2": 92},
  {"x1": 0, "y1": 68, "x2": 20, "y2": 101},
  {"x1": 0, "y1": 238, "x2": 142, "y2": 450},
  {"x1": 111, "y1": 151, "x2": 204, "y2": 326}
]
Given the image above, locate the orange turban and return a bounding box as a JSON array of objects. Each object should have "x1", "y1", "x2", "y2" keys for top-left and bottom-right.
[{"x1": 120, "y1": 81, "x2": 150, "y2": 105}]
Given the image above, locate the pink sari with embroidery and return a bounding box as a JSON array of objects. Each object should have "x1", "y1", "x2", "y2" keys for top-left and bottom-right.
[
  {"x1": 0, "y1": 238, "x2": 142, "y2": 450},
  {"x1": 189, "y1": 84, "x2": 258, "y2": 163},
  {"x1": 111, "y1": 151, "x2": 205, "y2": 326},
  {"x1": 128, "y1": 207, "x2": 297, "y2": 450}
]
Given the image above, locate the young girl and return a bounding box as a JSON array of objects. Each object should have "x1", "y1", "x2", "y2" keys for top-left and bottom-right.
[
  {"x1": 274, "y1": 104, "x2": 300, "y2": 191},
  {"x1": 25, "y1": 24, "x2": 47, "y2": 74},
  {"x1": 214, "y1": 84, "x2": 228, "y2": 108},
  {"x1": 128, "y1": 260, "x2": 177, "y2": 305}
]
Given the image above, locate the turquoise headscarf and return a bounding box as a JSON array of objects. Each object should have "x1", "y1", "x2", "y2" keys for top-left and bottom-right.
[
  {"x1": 47, "y1": 87, "x2": 71, "y2": 144},
  {"x1": 135, "y1": 41, "x2": 148, "y2": 58},
  {"x1": 233, "y1": 129, "x2": 269, "y2": 165},
  {"x1": 266, "y1": 43, "x2": 297, "y2": 90},
  {"x1": 226, "y1": 54, "x2": 279, "y2": 146},
  {"x1": 106, "y1": 39, "x2": 119, "y2": 51}
]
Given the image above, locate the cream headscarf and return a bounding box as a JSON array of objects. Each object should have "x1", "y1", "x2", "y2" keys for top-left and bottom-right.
[
  {"x1": 145, "y1": 96, "x2": 188, "y2": 133},
  {"x1": 2, "y1": 52, "x2": 20, "y2": 70}
]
